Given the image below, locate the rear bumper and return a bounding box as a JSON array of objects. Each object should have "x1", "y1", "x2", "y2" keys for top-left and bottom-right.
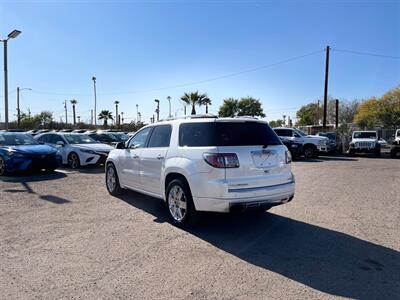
[{"x1": 193, "y1": 181, "x2": 295, "y2": 213}]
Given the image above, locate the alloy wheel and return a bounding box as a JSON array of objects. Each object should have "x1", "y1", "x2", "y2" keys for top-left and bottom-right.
[
  {"x1": 0, "y1": 157, "x2": 5, "y2": 175},
  {"x1": 106, "y1": 166, "x2": 116, "y2": 192},
  {"x1": 68, "y1": 153, "x2": 79, "y2": 169},
  {"x1": 168, "y1": 185, "x2": 187, "y2": 222}
]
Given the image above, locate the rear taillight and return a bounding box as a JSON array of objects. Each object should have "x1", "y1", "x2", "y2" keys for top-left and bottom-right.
[
  {"x1": 203, "y1": 153, "x2": 240, "y2": 168},
  {"x1": 285, "y1": 150, "x2": 292, "y2": 164}
]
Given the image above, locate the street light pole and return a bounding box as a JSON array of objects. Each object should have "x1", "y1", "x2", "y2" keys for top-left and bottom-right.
[
  {"x1": 3, "y1": 40, "x2": 8, "y2": 130},
  {"x1": 92, "y1": 76, "x2": 97, "y2": 126},
  {"x1": 136, "y1": 104, "x2": 139, "y2": 123},
  {"x1": 167, "y1": 96, "x2": 172, "y2": 118},
  {"x1": 1, "y1": 30, "x2": 21, "y2": 130}
]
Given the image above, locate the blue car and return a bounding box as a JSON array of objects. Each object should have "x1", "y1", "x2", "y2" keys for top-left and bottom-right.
[{"x1": 0, "y1": 132, "x2": 62, "y2": 176}]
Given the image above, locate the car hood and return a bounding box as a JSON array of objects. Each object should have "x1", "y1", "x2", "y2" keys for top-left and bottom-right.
[
  {"x1": 305, "y1": 135, "x2": 329, "y2": 141},
  {"x1": 74, "y1": 143, "x2": 114, "y2": 153},
  {"x1": 352, "y1": 138, "x2": 377, "y2": 142},
  {"x1": 1, "y1": 144, "x2": 58, "y2": 155}
]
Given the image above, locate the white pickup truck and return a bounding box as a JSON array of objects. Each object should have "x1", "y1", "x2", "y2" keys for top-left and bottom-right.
[
  {"x1": 273, "y1": 128, "x2": 329, "y2": 158},
  {"x1": 390, "y1": 129, "x2": 400, "y2": 158}
]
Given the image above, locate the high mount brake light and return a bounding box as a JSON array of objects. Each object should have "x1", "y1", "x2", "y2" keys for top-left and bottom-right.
[{"x1": 203, "y1": 153, "x2": 239, "y2": 168}]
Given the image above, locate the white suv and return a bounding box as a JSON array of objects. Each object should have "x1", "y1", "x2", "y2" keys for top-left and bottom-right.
[{"x1": 105, "y1": 116, "x2": 295, "y2": 226}]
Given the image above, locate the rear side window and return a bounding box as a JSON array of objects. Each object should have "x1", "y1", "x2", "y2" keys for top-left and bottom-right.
[
  {"x1": 147, "y1": 125, "x2": 172, "y2": 148},
  {"x1": 179, "y1": 123, "x2": 216, "y2": 147},
  {"x1": 179, "y1": 122, "x2": 281, "y2": 147},
  {"x1": 37, "y1": 134, "x2": 51, "y2": 143},
  {"x1": 274, "y1": 129, "x2": 293, "y2": 137}
]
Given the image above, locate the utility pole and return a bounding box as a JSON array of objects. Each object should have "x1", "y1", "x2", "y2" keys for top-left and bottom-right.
[
  {"x1": 16, "y1": 87, "x2": 31, "y2": 128},
  {"x1": 154, "y1": 99, "x2": 160, "y2": 122},
  {"x1": 121, "y1": 112, "x2": 124, "y2": 125},
  {"x1": 136, "y1": 104, "x2": 139, "y2": 123},
  {"x1": 282, "y1": 115, "x2": 286, "y2": 126},
  {"x1": 317, "y1": 100, "x2": 320, "y2": 125},
  {"x1": 92, "y1": 76, "x2": 97, "y2": 126},
  {"x1": 335, "y1": 99, "x2": 339, "y2": 129},
  {"x1": 64, "y1": 100, "x2": 68, "y2": 126},
  {"x1": 90, "y1": 109, "x2": 93, "y2": 125},
  {"x1": 167, "y1": 96, "x2": 172, "y2": 118},
  {"x1": 16, "y1": 87, "x2": 20, "y2": 128},
  {"x1": 77, "y1": 116, "x2": 80, "y2": 123},
  {"x1": 323, "y1": 45, "x2": 330, "y2": 130},
  {"x1": 138, "y1": 112, "x2": 141, "y2": 123}
]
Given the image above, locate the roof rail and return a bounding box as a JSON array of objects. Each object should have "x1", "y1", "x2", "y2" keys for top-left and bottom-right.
[
  {"x1": 233, "y1": 116, "x2": 259, "y2": 120},
  {"x1": 159, "y1": 114, "x2": 218, "y2": 122}
]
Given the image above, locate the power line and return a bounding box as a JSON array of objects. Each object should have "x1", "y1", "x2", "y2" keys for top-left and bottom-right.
[
  {"x1": 29, "y1": 49, "x2": 325, "y2": 97},
  {"x1": 332, "y1": 48, "x2": 400, "y2": 60}
]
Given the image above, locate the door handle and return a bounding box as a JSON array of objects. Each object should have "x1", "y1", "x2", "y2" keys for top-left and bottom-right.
[{"x1": 157, "y1": 155, "x2": 164, "y2": 160}]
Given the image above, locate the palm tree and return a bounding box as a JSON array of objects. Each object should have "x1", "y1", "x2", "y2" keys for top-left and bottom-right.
[
  {"x1": 98, "y1": 110, "x2": 113, "y2": 127},
  {"x1": 114, "y1": 101, "x2": 120, "y2": 126},
  {"x1": 70, "y1": 99, "x2": 77, "y2": 125},
  {"x1": 180, "y1": 91, "x2": 211, "y2": 115}
]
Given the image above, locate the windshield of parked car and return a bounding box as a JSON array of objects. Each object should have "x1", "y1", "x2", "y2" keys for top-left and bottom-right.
[
  {"x1": 110, "y1": 132, "x2": 129, "y2": 142},
  {"x1": 353, "y1": 132, "x2": 377, "y2": 139},
  {"x1": 179, "y1": 121, "x2": 281, "y2": 147},
  {"x1": 63, "y1": 134, "x2": 97, "y2": 144},
  {"x1": 294, "y1": 129, "x2": 307, "y2": 136},
  {"x1": 318, "y1": 132, "x2": 336, "y2": 140},
  {"x1": 0, "y1": 133, "x2": 39, "y2": 146}
]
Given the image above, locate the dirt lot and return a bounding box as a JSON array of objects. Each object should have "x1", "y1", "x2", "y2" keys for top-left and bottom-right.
[{"x1": 1, "y1": 156, "x2": 399, "y2": 299}]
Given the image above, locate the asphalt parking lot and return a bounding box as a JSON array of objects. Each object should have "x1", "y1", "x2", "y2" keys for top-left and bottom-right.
[{"x1": 1, "y1": 156, "x2": 399, "y2": 299}]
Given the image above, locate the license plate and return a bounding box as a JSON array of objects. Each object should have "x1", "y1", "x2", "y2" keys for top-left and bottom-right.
[{"x1": 251, "y1": 149, "x2": 277, "y2": 168}]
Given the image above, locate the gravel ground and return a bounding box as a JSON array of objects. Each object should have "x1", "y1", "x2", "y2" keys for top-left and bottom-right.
[{"x1": 0, "y1": 156, "x2": 399, "y2": 299}]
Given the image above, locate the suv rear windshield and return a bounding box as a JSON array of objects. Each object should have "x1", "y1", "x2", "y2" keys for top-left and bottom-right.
[{"x1": 179, "y1": 122, "x2": 281, "y2": 147}]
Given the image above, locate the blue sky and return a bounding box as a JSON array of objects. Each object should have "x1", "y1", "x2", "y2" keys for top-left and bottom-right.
[{"x1": 0, "y1": 0, "x2": 399, "y2": 124}]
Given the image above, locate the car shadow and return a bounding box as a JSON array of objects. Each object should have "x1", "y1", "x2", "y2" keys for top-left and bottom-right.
[
  {"x1": 2, "y1": 181, "x2": 70, "y2": 204},
  {"x1": 60, "y1": 165, "x2": 105, "y2": 174},
  {"x1": 116, "y1": 190, "x2": 400, "y2": 299},
  {"x1": 294, "y1": 156, "x2": 359, "y2": 163},
  {"x1": 0, "y1": 170, "x2": 66, "y2": 183}
]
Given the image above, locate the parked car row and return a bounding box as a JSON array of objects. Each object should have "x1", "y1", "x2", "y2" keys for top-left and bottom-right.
[{"x1": 0, "y1": 130, "x2": 129, "y2": 174}]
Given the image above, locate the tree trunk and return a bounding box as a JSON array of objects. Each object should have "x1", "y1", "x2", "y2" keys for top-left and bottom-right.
[
  {"x1": 191, "y1": 104, "x2": 196, "y2": 115},
  {"x1": 206, "y1": 104, "x2": 208, "y2": 114},
  {"x1": 104, "y1": 119, "x2": 107, "y2": 127}
]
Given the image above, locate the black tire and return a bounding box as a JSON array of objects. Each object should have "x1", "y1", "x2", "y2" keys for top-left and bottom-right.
[
  {"x1": 166, "y1": 178, "x2": 198, "y2": 228},
  {"x1": 303, "y1": 145, "x2": 316, "y2": 159},
  {"x1": 348, "y1": 149, "x2": 355, "y2": 156},
  {"x1": 105, "y1": 163, "x2": 123, "y2": 195},
  {"x1": 0, "y1": 156, "x2": 8, "y2": 176},
  {"x1": 374, "y1": 149, "x2": 381, "y2": 158},
  {"x1": 68, "y1": 152, "x2": 80, "y2": 169},
  {"x1": 390, "y1": 149, "x2": 398, "y2": 158}
]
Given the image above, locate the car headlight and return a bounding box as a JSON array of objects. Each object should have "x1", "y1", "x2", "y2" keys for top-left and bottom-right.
[
  {"x1": 291, "y1": 144, "x2": 298, "y2": 148},
  {"x1": 79, "y1": 149, "x2": 96, "y2": 154},
  {"x1": 6, "y1": 151, "x2": 25, "y2": 158}
]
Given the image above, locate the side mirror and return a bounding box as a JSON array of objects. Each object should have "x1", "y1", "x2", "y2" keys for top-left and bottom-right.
[
  {"x1": 56, "y1": 141, "x2": 65, "y2": 147},
  {"x1": 115, "y1": 142, "x2": 125, "y2": 149}
]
